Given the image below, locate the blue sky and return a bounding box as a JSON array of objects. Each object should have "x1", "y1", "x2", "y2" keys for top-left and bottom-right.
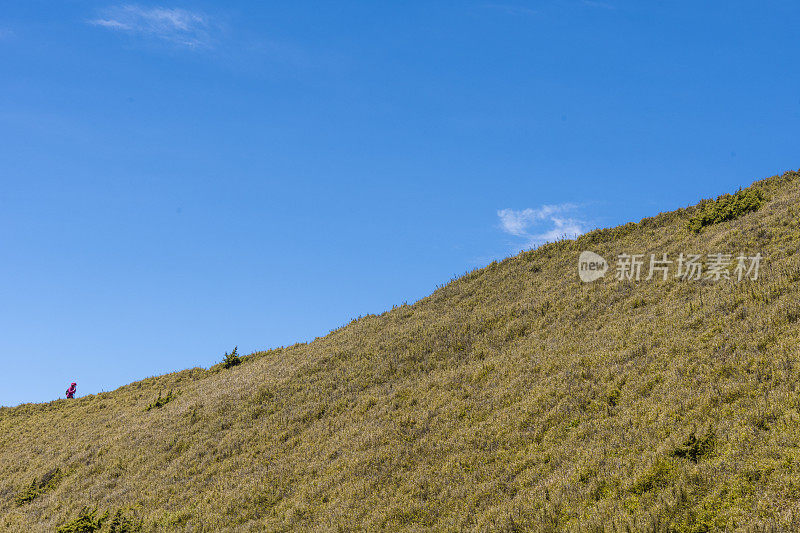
[{"x1": 1, "y1": 1, "x2": 798, "y2": 406}]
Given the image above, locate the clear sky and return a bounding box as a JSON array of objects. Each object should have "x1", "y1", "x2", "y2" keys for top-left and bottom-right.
[{"x1": 1, "y1": 1, "x2": 798, "y2": 406}]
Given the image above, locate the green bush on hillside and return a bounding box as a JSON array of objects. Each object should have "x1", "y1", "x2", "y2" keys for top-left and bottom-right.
[
  {"x1": 221, "y1": 346, "x2": 242, "y2": 369},
  {"x1": 15, "y1": 467, "x2": 65, "y2": 505},
  {"x1": 56, "y1": 507, "x2": 107, "y2": 533},
  {"x1": 688, "y1": 188, "x2": 765, "y2": 233},
  {"x1": 671, "y1": 430, "x2": 715, "y2": 463},
  {"x1": 107, "y1": 509, "x2": 141, "y2": 532},
  {"x1": 145, "y1": 390, "x2": 176, "y2": 411},
  {"x1": 14, "y1": 480, "x2": 39, "y2": 506}
]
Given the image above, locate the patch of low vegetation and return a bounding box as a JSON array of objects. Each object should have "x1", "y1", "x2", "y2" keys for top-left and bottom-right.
[
  {"x1": 55, "y1": 506, "x2": 139, "y2": 533},
  {"x1": 56, "y1": 507, "x2": 107, "y2": 533},
  {"x1": 688, "y1": 187, "x2": 765, "y2": 233},
  {"x1": 144, "y1": 390, "x2": 176, "y2": 411},
  {"x1": 607, "y1": 388, "x2": 621, "y2": 407},
  {"x1": 107, "y1": 509, "x2": 141, "y2": 532},
  {"x1": 671, "y1": 430, "x2": 715, "y2": 463},
  {"x1": 56, "y1": 507, "x2": 140, "y2": 533},
  {"x1": 15, "y1": 467, "x2": 65, "y2": 505},
  {"x1": 630, "y1": 459, "x2": 676, "y2": 495}
]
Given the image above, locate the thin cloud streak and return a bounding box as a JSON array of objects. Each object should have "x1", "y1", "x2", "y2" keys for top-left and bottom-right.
[
  {"x1": 498, "y1": 203, "x2": 585, "y2": 248},
  {"x1": 581, "y1": 0, "x2": 616, "y2": 9},
  {"x1": 89, "y1": 5, "x2": 213, "y2": 48},
  {"x1": 481, "y1": 4, "x2": 538, "y2": 16}
]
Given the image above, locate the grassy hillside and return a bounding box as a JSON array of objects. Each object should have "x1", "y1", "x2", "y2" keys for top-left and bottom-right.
[{"x1": 3, "y1": 171, "x2": 800, "y2": 532}]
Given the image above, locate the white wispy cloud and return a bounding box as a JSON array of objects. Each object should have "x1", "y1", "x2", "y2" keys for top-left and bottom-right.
[
  {"x1": 89, "y1": 5, "x2": 213, "y2": 48},
  {"x1": 497, "y1": 203, "x2": 585, "y2": 248},
  {"x1": 481, "y1": 1, "x2": 612, "y2": 17},
  {"x1": 581, "y1": 0, "x2": 616, "y2": 9},
  {"x1": 481, "y1": 4, "x2": 538, "y2": 16}
]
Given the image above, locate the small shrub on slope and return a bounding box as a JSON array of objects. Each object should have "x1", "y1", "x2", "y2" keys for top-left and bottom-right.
[
  {"x1": 107, "y1": 509, "x2": 141, "y2": 532},
  {"x1": 145, "y1": 390, "x2": 176, "y2": 411},
  {"x1": 14, "y1": 480, "x2": 39, "y2": 506},
  {"x1": 688, "y1": 188, "x2": 765, "y2": 233},
  {"x1": 15, "y1": 467, "x2": 65, "y2": 505},
  {"x1": 56, "y1": 507, "x2": 107, "y2": 533},
  {"x1": 221, "y1": 346, "x2": 242, "y2": 369},
  {"x1": 671, "y1": 430, "x2": 715, "y2": 463}
]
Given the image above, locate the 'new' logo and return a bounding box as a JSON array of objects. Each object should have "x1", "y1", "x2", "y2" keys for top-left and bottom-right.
[{"x1": 578, "y1": 251, "x2": 608, "y2": 282}]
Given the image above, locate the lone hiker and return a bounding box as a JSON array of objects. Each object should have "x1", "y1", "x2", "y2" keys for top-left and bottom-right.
[{"x1": 66, "y1": 382, "x2": 77, "y2": 399}]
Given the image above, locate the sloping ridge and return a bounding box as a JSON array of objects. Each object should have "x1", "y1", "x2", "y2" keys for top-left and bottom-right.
[{"x1": 2, "y1": 170, "x2": 800, "y2": 532}]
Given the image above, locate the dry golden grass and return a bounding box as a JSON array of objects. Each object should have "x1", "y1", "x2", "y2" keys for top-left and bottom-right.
[{"x1": 2, "y1": 171, "x2": 800, "y2": 531}]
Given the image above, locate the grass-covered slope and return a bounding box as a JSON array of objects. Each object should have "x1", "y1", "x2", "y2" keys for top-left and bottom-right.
[{"x1": 3, "y1": 171, "x2": 800, "y2": 532}]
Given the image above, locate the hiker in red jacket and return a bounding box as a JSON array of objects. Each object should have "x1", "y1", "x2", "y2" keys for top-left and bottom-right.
[{"x1": 66, "y1": 382, "x2": 77, "y2": 399}]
